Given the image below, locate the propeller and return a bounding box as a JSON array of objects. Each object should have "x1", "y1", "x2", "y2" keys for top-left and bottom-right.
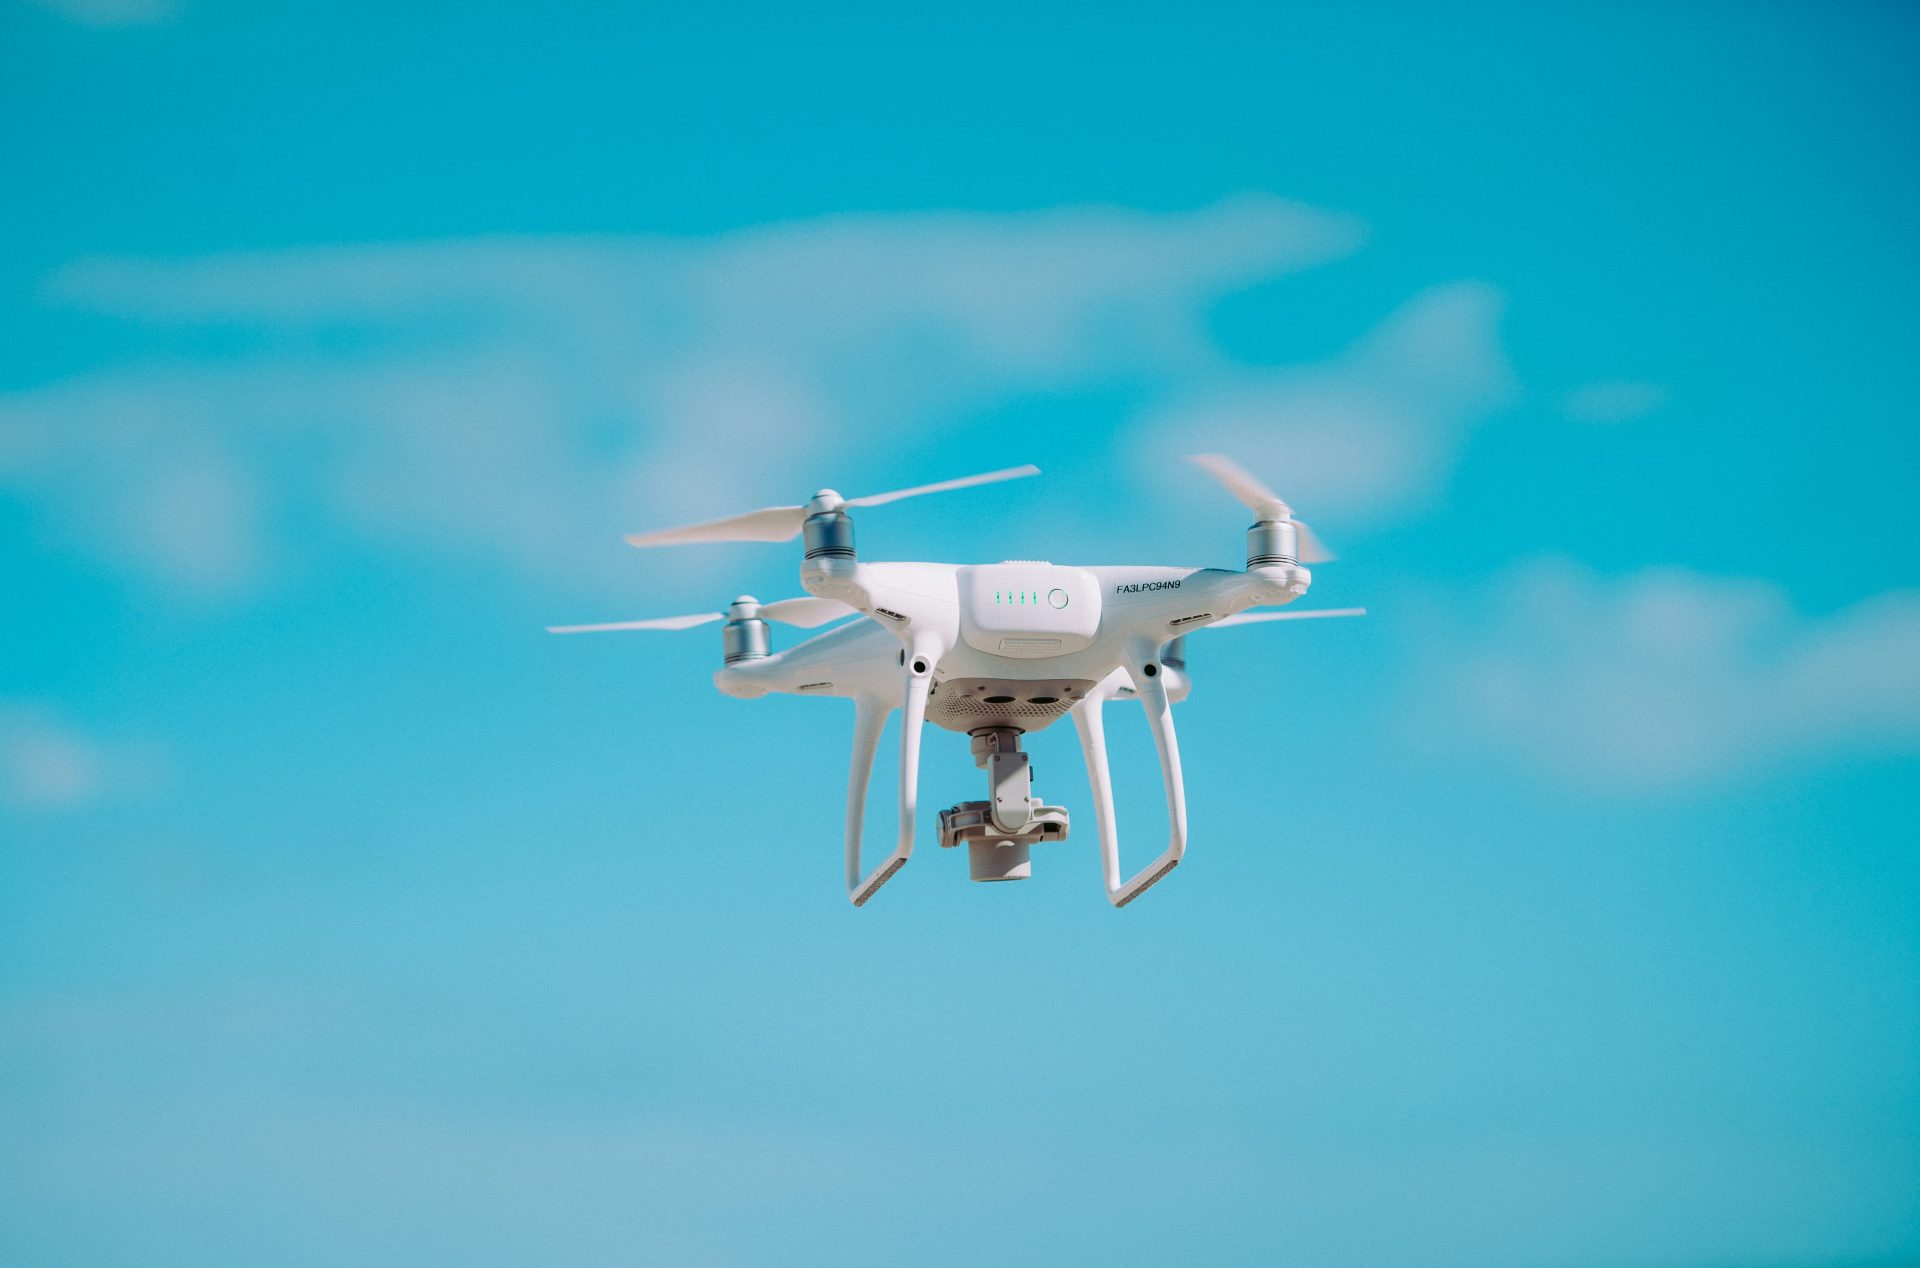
[
  {"x1": 1186, "y1": 453, "x2": 1334, "y2": 563},
  {"x1": 1209, "y1": 606, "x2": 1366, "y2": 629},
  {"x1": 547, "y1": 594, "x2": 856, "y2": 635},
  {"x1": 624, "y1": 464, "x2": 1042, "y2": 548}
]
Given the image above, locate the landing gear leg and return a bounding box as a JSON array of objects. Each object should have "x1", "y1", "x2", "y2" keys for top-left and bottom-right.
[
  {"x1": 847, "y1": 643, "x2": 936, "y2": 906},
  {"x1": 1070, "y1": 640, "x2": 1189, "y2": 907}
]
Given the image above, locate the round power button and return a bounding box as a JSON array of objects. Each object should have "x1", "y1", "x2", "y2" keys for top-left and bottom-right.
[{"x1": 1046, "y1": 588, "x2": 1069, "y2": 609}]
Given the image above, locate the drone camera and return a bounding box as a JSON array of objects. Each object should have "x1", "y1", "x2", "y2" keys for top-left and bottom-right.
[
  {"x1": 938, "y1": 804, "x2": 1070, "y2": 880},
  {"x1": 970, "y1": 838, "x2": 1030, "y2": 882},
  {"x1": 937, "y1": 726, "x2": 1070, "y2": 881}
]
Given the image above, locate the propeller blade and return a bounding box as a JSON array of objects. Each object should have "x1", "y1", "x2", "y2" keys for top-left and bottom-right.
[
  {"x1": 844, "y1": 464, "x2": 1042, "y2": 509},
  {"x1": 1188, "y1": 452, "x2": 1290, "y2": 519},
  {"x1": 1209, "y1": 606, "x2": 1367, "y2": 629},
  {"x1": 758, "y1": 595, "x2": 858, "y2": 628},
  {"x1": 546, "y1": 594, "x2": 857, "y2": 635},
  {"x1": 624, "y1": 504, "x2": 808, "y2": 549},
  {"x1": 547, "y1": 612, "x2": 725, "y2": 634},
  {"x1": 1295, "y1": 520, "x2": 1335, "y2": 564},
  {"x1": 624, "y1": 465, "x2": 1040, "y2": 548},
  {"x1": 1188, "y1": 452, "x2": 1335, "y2": 562}
]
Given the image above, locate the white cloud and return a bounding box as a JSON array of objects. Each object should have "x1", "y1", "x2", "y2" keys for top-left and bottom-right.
[
  {"x1": 1418, "y1": 558, "x2": 1920, "y2": 788},
  {"x1": 5, "y1": 197, "x2": 1368, "y2": 600},
  {"x1": 1563, "y1": 380, "x2": 1668, "y2": 424},
  {"x1": 1131, "y1": 281, "x2": 1517, "y2": 523},
  {"x1": 0, "y1": 706, "x2": 158, "y2": 812}
]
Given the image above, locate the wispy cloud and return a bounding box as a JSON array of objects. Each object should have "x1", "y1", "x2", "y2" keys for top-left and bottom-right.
[
  {"x1": 0, "y1": 705, "x2": 159, "y2": 812},
  {"x1": 1, "y1": 198, "x2": 1408, "y2": 600},
  {"x1": 1414, "y1": 559, "x2": 1920, "y2": 787},
  {"x1": 1131, "y1": 281, "x2": 1517, "y2": 523}
]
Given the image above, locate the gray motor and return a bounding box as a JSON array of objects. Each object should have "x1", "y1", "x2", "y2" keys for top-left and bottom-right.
[
  {"x1": 802, "y1": 505, "x2": 855, "y2": 561},
  {"x1": 720, "y1": 595, "x2": 772, "y2": 664},
  {"x1": 1246, "y1": 517, "x2": 1300, "y2": 568}
]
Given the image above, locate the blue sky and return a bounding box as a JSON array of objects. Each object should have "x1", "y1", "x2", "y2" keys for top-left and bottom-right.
[{"x1": 2, "y1": 3, "x2": 1917, "y2": 1265}]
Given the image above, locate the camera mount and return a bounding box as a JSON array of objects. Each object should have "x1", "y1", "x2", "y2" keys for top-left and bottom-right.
[{"x1": 937, "y1": 727, "x2": 1070, "y2": 881}]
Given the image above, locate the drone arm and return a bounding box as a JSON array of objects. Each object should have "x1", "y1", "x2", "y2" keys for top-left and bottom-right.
[{"x1": 1070, "y1": 640, "x2": 1190, "y2": 908}]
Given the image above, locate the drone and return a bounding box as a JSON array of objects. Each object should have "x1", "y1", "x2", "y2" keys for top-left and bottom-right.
[{"x1": 550, "y1": 454, "x2": 1363, "y2": 908}]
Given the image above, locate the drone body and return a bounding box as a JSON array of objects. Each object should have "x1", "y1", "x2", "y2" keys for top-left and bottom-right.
[{"x1": 551, "y1": 457, "x2": 1362, "y2": 907}]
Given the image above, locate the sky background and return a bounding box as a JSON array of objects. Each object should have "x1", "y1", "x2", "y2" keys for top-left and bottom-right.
[{"x1": 2, "y1": 2, "x2": 1918, "y2": 1265}]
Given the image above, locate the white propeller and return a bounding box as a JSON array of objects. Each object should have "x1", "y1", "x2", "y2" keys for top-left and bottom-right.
[
  {"x1": 624, "y1": 464, "x2": 1042, "y2": 548},
  {"x1": 1209, "y1": 606, "x2": 1366, "y2": 629},
  {"x1": 1187, "y1": 452, "x2": 1334, "y2": 563},
  {"x1": 547, "y1": 594, "x2": 856, "y2": 635}
]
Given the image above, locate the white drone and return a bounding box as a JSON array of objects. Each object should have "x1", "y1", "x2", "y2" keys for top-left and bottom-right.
[{"x1": 551, "y1": 454, "x2": 1363, "y2": 907}]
